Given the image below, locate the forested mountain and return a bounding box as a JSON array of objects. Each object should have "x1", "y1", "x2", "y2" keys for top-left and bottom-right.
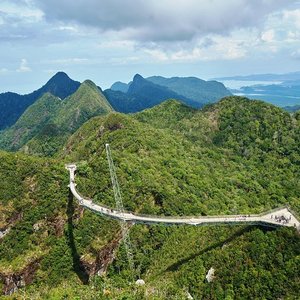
[
  {"x1": 0, "y1": 96, "x2": 299, "y2": 299},
  {"x1": 0, "y1": 80, "x2": 112, "y2": 156},
  {"x1": 110, "y1": 81, "x2": 130, "y2": 93},
  {"x1": 105, "y1": 74, "x2": 231, "y2": 113},
  {"x1": 147, "y1": 75, "x2": 231, "y2": 104},
  {"x1": 0, "y1": 72, "x2": 80, "y2": 130},
  {"x1": 105, "y1": 74, "x2": 199, "y2": 113},
  {"x1": 0, "y1": 72, "x2": 231, "y2": 131}
]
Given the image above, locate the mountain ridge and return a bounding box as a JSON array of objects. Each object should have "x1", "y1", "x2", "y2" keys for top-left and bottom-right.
[
  {"x1": 147, "y1": 75, "x2": 231, "y2": 103},
  {"x1": 0, "y1": 72, "x2": 80, "y2": 130},
  {"x1": 108, "y1": 74, "x2": 231, "y2": 111},
  {"x1": 105, "y1": 73, "x2": 228, "y2": 113},
  {"x1": 0, "y1": 96, "x2": 299, "y2": 298},
  {"x1": 0, "y1": 79, "x2": 113, "y2": 156}
]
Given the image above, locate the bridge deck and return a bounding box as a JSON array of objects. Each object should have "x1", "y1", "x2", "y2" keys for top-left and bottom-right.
[{"x1": 66, "y1": 164, "x2": 300, "y2": 231}]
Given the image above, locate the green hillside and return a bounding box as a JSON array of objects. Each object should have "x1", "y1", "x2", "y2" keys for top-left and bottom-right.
[
  {"x1": 0, "y1": 93, "x2": 62, "y2": 151},
  {"x1": 147, "y1": 76, "x2": 231, "y2": 104},
  {"x1": 104, "y1": 74, "x2": 207, "y2": 114},
  {"x1": 0, "y1": 72, "x2": 80, "y2": 130},
  {"x1": 63, "y1": 97, "x2": 300, "y2": 216},
  {"x1": 53, "y1": 80, "x2": 113, "y2": 132},
  {"x1": 0, "y1": 151, "x2": 119, "y2": 297},
  {"x1": 0, "y1": 80, "x2": 113, "y2": 157},
  {"x1": 0, "y1": 96, "x2": 299, "y2": 299},
  {"x1": 107, "y1": 75, "x2": 232, "y2": 113}
]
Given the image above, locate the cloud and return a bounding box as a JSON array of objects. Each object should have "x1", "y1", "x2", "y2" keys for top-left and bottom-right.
[
  {"x1": 0, "y1": 2, "x2": 82, "y2": 45},
  {"x1": 1, "y1": 1, "x2": 43, "y2": 21},
  {"x1": 46, "y1": 58, "x2": 89, "y2": 65},
  {"x1": 261, "y1": 29, "x2": 275, "y2": 42},
  {"x1": 0, "y1": 68, "x2": 8, "y2": 74},
  {"x1": 17, "y1": 58, "x2": 31, "y2": 72},
  {"x1": 0, "y1": 0, "x2": 299, "y2": 94},
  {"x1": 144, "y1": 32, "x2": 249, "y2": 63},
  {"x1": 291, "y1": 49, "x2": 300, "y2": 59},
  {"x1": 282, "y1": 9, "x2": 300, "y2": 28},
  {"x1": 34, "y1": 0, "x2": 293, "y2": 42}
]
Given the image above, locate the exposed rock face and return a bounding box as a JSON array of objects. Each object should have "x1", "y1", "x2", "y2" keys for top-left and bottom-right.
[
  {"x1": 0, "y1": 228, "x2": 10, "y2": 239},
  {"x1": 81, "y1": 232, "x2": 123, "y2": 276},
  {"x1": 0, "y1": 212, "x2": 22, "y2": 241},
  {"x1": 135, "y1": 279, "x2": 145, "y2": 286},
  {"x1": 52, "y1": 215, "x2": 67, "y2": 237},
  {"x1": 0, "y1": 201, "x2": 121, "y2": 295},
  {"x1": 186, "y1": 291, "x2": 193, "y2": 300},
  {"x1": 205, "y1": 267, "x2": 215, "y2": 283},
  {"x1": 0, "y1": 259, "x2": 40, "y2": 295}
]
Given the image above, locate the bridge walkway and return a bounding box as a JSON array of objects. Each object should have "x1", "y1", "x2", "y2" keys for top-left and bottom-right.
[{"x1": 66, "y1": 164, "x2": 300, "y2": 231}]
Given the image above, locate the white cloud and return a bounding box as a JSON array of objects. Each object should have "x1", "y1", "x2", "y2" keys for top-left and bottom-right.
[
  {"x1": 0, "y1": 68, "x2": 8, "y2": 74},
  {"x1": 96, "y1": 40, "x2": 135, "y2": 50},
  {"x1": 261, "y1": 29, "x2": 275, "y2": 42},
  {"x1": 263, "y1": 8, "x2": 300, "y2": 41},
  {"x1": 142, "y1": 29, "x2": 257, "y2": 63},
  {"x1": 0, "y1": 0, "x2": 299, "y2": 94},
  {"x1": 47, "y1": 58, "x2": 89, "y2": 65},
  {"x1": 109, "y1": 56, "x2": 141, "y2": 65},
  {"x1": 282, "y1": 9, "x2": 300, "y2": 28},
  {"x1": 144, "y1": 49, "x2": 168, "y2": 62},
  {"x1": 291, "y1": 49, "x2": 300, "y2": 59},
  {"x1": 0, "y1": 1, "x2": 44, "y2": 21},
  {"x1": 34, "y1": 0, "x2": 293, "y2": 42},
  {"x1": 16, "y1": 58, "x2": 31, "y2": 72}
]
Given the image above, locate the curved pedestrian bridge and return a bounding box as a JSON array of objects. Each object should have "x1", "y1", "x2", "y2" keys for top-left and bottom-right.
[{"x1": 66, "y1": 164, "x2": 300, "y2": 231}]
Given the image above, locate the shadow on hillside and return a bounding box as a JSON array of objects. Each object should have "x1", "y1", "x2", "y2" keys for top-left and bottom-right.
[
  {"x1": 66, "y1": 191, "x2": 89, "y2": 284},
  {"x1": 164, "y1": 225, "x2": 275, "y2": 273}
]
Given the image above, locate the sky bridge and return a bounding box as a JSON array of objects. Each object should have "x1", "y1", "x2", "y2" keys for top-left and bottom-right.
[{"x1": 66, "y1": 163, "x2": 300, "y2": 232}]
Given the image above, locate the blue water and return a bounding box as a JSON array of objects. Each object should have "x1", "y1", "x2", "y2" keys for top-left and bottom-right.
[
  {"x1": 222, "y1": 80, "x2": 282, "y2": 90},
  {"x1": 221, "y1": 80, "x2": 300, "y2": 107}
]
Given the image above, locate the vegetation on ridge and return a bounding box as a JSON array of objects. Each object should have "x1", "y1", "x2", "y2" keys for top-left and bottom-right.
[
  {"x1": 0, "y1": 80, "x2": 113, "y2": 157},
  {"x1": 0, "y1": 96, "x2": 299, "y2": 299},
  {"x1": 0, "y1": 72, "x2": 80, "y2": 130},
  {"x1": 104, "y1": 74, "x2": 227, "y2": 113},
  {"x1": 147, "y1": 75, "x2": 231, "y2": 104}
]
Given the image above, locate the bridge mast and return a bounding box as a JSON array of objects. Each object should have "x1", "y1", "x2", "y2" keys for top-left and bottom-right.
[{"x1": 105, "y1": 144, "x2": 135, "y2": 277}]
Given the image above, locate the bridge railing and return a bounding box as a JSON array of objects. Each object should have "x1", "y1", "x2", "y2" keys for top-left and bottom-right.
[
  {"x1": 285, "y1": 205, "x2": 300, "y2": 220},
  {"x1": 83, "y1": 199, "x2": 274, "y2": 221},
  {"x1": 255, "y1": 205, "x2": 287, "y2": 217},
  {"x1": 69, "y1": 172, "x2": 299, "y2": 223}
]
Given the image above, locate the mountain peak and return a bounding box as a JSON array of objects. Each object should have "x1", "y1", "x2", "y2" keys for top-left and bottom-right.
[
  {"x1": 37, "y1": 71, "x2": 81, "y2": 100},
  {"x1": 65, "y1": 79, "x2": 112, "y2": 113},
  {"x1": 0, "y1": 72, "x2": 81, "y2": 129},
  {"x1": 82, "y1": 79, "x2": 98, "y2": 88},
  {"x1": 42, "y1": 72, "x2": 76, "y2": 91},
  {"x1": 48, "y1": 71, "x2": 70, "y2": 82},
  {"x1": 133, "y1": 73, "x2": 145, "y2": 82},
  {"x1": 110, "y1": 81, "x2": 129, "y2": 93},
  {"x1": 76, "y1": 80, "x2": 103, "y2": 96}
]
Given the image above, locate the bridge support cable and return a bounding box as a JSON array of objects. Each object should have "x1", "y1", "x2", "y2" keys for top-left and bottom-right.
[{"x1": 105, "y1": 144, "x2": 135, "y2": 276}]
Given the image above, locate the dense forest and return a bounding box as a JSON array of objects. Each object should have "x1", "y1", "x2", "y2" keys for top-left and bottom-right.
[
  {"x1": 0, "y1": 96, "x2": 299, "y2": 299},
  {"x1": 0, "y1": 81, "x2": 112, "y2": 157},
  {"x1": 0, "y1": 72, "x2": 80, "y2": 130}
]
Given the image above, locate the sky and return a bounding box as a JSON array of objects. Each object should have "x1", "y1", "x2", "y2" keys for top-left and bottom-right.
[{"x1": 0, "y1": 0, "x2": 300, "y2": 93}]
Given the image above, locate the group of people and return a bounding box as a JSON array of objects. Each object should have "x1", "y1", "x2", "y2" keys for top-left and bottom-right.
[{"x1": 271, "y1": 214, "x2": 291, "y2": 224}]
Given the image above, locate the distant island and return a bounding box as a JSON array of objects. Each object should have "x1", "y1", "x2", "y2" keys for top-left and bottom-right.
[{"x1": 214, "y1": 71, "x2": 300, "y2": 107}]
